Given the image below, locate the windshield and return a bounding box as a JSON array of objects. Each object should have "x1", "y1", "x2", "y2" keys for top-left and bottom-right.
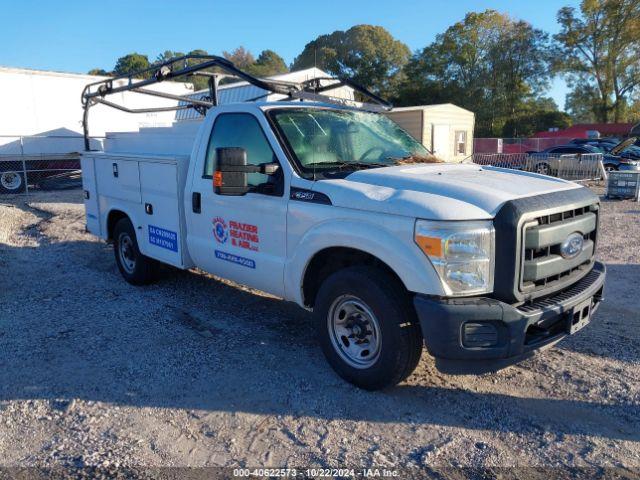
[{"x1": 269, "y1": 108, "x2": 430, "y2": 176}]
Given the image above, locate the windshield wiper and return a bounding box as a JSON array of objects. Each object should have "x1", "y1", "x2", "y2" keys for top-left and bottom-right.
[{"x1": 311, "y1": 161, "x2": 391, "y2": 170}]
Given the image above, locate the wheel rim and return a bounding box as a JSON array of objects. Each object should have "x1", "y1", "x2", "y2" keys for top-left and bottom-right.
[
  {"x1": 118, "y1": 233, "x2": 136, "y2": 274},
  {"x1": 1, "y1": 172, "x2": 22, "y2": 191},
  {"x1": 327, "y1": 295, "x2": 382, "y2": 369},
  {"x1": 536, "y1": 164, "x2": 549, "y2": 175},
  {"x1": 605, "y1": 165, "x2": 616, "y2": 172}
]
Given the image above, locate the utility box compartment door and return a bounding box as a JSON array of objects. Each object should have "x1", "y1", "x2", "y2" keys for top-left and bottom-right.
[
  {"x1": 139, "y1": 161, "x2": 183, "y2": 267},
  {"x1": 80, "y1": 156, "x2": 101, "y2": 236},
  {"x1": 95, "y1": 157, "x2": 141, "y2": 204}
]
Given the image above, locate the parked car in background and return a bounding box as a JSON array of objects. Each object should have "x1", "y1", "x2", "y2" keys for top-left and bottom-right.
[
  {"x1": 569, "y1": 137, "x2": 620, "y2": 146},
  {"x1": 0, "y1": 153, "x2": 81, "y2": 194},
  {"x1": 569, "y1": 137, "x2": 640, "y2": 161},
  {"x1": 591, "y1": 138, "x2": 639, "y2": 162},
  {"x1": 529, "y1": 143, "x2": 640, "y2": 174}
]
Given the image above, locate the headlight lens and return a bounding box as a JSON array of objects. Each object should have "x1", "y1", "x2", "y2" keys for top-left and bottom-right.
[{"x1": 414, "y1": 220, "x2": 495, "y2": 296}]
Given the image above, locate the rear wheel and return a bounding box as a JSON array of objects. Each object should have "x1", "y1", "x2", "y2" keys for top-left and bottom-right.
[
  {"x1": 604, "y1": 163, "x2": 618, "y2": 172},
  {"x1": 314, "y1": 266, "x2": 423, "y2": 390},
  {"x1": 0, "y1": 171, "x2": 26, "y2": 194},
  {"x1": 113, "y1": 217, "x2": 158, "y2": 285}
]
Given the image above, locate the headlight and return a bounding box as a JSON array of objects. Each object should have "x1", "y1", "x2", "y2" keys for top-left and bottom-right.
[{"x1": 414, "y1": 220, "x2": 495, "y2": 296}]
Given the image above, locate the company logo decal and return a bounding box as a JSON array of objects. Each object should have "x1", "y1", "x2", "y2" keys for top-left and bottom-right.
[
  {"x1": 149, "y1": 225, "x2": 178, "y2": 252},
  {"x1": 212, "y1": 217, "x2": 260, "y2": 251},
  {"x1": 213, "y1": 217, "x2": 229, "y2": 244},
  {"x1": 215, "y1": 250, "x2": 256, "y2": 269},
  {"x1": 560, "y1": 232, "x2": 584, "y2": 259}
]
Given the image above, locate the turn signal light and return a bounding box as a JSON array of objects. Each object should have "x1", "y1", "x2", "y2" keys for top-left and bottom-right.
[
  {"x1": 415, "y1": 235, "x2": 442, "y2": 257},
  {"x1": 214, "y1": 171, "x2": 223, "y2": 187}
]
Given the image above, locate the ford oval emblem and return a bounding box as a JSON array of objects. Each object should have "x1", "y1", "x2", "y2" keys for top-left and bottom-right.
[{"x1": 560, "y1": 232, "x2": 584, "y2": 259}]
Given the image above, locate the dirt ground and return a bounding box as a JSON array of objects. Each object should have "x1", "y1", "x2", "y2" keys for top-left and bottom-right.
[{"x1": 0, "y1": 187, "x2": 638, "y2": 477}]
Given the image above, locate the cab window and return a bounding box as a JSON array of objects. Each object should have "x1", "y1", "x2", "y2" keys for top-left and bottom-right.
[{"x1": 203, "y1": 113, "x2": 282, "y2": 195}]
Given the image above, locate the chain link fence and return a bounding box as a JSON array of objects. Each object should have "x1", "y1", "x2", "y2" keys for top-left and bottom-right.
[
  {"x1": 0, "y1": 134, "x2": 608, "y2": 196},
  {"x1": 0, "y1": 135, "x2": 103, "y2": 196},
  {"x1": 473, "y1": 153, "x2": 606, "y2": 182}
]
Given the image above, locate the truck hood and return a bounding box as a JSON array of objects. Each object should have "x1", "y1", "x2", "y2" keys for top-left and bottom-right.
[{"x1": 311, "y1": 163, "x2": 582, "y2": 220}]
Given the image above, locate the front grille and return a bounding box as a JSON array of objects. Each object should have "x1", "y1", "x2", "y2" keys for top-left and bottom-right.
[
  {"x1": 520, "y1": 204, "x2": 598, "y2": 294},
  {"x1": 518, "y1": 266, "x2": 603, "y2": 313}
]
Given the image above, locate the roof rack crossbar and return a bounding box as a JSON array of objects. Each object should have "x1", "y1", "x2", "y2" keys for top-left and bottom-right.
[
  {"x1": 81, "y1": 54, "x2": 392, "y2": 150},
  {"x1": 91, "y1": 97, "x2": 195, "y2": 114}
]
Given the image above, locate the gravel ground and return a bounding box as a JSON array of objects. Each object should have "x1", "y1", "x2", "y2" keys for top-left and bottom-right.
[{"x1": 0, "y1": 187, "x2": 638, "y2": 477}]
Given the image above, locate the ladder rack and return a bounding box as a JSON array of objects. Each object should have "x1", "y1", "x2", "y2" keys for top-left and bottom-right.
[{"x1": 81, "y1": 54, "x2": 392, "y2": 150}]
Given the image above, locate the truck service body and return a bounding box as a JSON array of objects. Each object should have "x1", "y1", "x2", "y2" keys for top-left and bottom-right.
[{"x1": 80, "y1": 57, "x2": 606, "y2": 389}]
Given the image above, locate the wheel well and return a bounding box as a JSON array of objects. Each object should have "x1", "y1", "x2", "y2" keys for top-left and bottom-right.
[
  {"x1": 302, "y1": 247, "x2": 407, "y2": 308},
  {"x1": 106, "y1": 210, "x2": 129, "y2": 241}
]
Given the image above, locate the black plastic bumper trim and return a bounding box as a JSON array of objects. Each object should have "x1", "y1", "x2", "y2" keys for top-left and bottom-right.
[{"x1": 414, "y1": 262, "x2": 606, "y2": 374}]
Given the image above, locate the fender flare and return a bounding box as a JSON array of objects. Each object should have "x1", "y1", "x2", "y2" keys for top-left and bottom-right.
[
  {"x1": 103, "y1": 204, "x2": 144, "y2": 248},
  {"x1": 284, "y1": 218, "x2": 445, "y2": 305}
]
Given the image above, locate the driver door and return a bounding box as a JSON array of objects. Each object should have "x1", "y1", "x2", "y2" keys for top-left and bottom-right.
[{"x1": 186, "y1": 112, "x2": 288, "y2": 297}]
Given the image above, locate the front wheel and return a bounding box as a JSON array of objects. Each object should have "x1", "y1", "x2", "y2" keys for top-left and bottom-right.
[
  {"x1": 314, "y1": 266, "x2": 423, "y2": 390},
  {"x1": 534, "y1": 162, "x2": 551, "y2": 176},
  {"x1": 604, "y1": 163, "x2": 618, "y2": 172},
  {"x1": 113, "y1": 217, "x2": 158, "y2": 285},
  {"x1": 0, "y1": 171, "x2": 26, "y2": 194}
]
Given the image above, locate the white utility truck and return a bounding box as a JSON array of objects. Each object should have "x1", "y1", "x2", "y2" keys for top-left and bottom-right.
[{"x1": 80, "y1": 56, "x2": 606, "y2": 389}]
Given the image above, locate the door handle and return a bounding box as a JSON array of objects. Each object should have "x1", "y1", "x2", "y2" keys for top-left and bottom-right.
[{"x1": 192, "y1": 192, "x2": 201, "y2": 214}]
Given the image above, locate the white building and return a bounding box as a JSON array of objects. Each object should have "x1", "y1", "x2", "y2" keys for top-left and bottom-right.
[
  {"x1": 0, "y1": 66, "x2": 194, "y2": 154},
  {"x1": 384, "y1": 104, "x2": 475, "y2": 162}
]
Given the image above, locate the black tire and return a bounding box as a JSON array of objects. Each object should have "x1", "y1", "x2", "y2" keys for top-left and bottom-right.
[
  {"x1": 604, "y1": 163, "x2": 618, "y2": 172},
  {"x1": 0, "y1": 171, "x2": 26, "y2": 194},
  {"x1": 534, "y1": 162, "x2": 551, "y2": 176},
  {"x1": 113, "y1": 217, "x2": 158, "y2": 285},
  {"x1": 314, "y1": 266, "x2": 423, "y2": 390}
]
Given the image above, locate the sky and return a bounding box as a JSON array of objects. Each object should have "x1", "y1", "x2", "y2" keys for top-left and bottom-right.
[{"x1": 0, "y1": 0, "x2": 579, "y2": 109}]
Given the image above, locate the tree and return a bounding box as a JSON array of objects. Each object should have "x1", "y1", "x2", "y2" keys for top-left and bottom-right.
[
  {"x1": 396, "y1": 10, "x2": 553, "y2": 136},
  {"x1": 156, "y1": 50, "x2": 185, "y2": 63},
  {"x1": 292, "y1": 25, "x2": 410, "y2": 96},
  {"x1": 502, "y1": 98, "x2": 572, "y2": 136},
  {"x1": 223, "y1": 47, "x2": 255, "y2": 69},
  {"x1": 564, "y1": 81, "x2": 601, "y2": 122},
  {"x1": 251, "y1": 50, "x2": 288, "y2": 77},
  {"x1": 113, "y1": 53, "x2": 151, "y2": 77},
  {"x1": 182, "y1": 49, "x2": 214, "y2": 90},
  {"x1": 87, "y1": 68, "x2": 109, "y2": 76},
  {"x1": 555, "y1": 0, "x2": 640, "y2": 122},
  {"x1": 159, "y1": 49, "x2": 213, "y2": 90}
]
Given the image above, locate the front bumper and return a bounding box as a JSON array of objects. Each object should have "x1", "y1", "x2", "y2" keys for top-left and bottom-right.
[{"x1": 414, "y1": 261, "x2": 606, "y2": 374}]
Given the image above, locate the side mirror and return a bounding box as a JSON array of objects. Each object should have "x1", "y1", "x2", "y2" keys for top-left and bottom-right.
[
  {"x1": 215, "y1": 147, "x2": 249, "y2": 196},
  {"x1": 214, "y1": 147, "x2": 281, "y2": 196}
]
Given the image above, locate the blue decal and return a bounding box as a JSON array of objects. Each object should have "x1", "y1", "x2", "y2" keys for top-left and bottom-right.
[
  {"x1": 215, "y1": 250, "x2": 255, "y2": 269},
  {"x1": 148, "y1": 225, "x2": 178, "y2": 252},
  {"x1": 213, "y1": 217, "x2": 229, "y2": 244}
]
